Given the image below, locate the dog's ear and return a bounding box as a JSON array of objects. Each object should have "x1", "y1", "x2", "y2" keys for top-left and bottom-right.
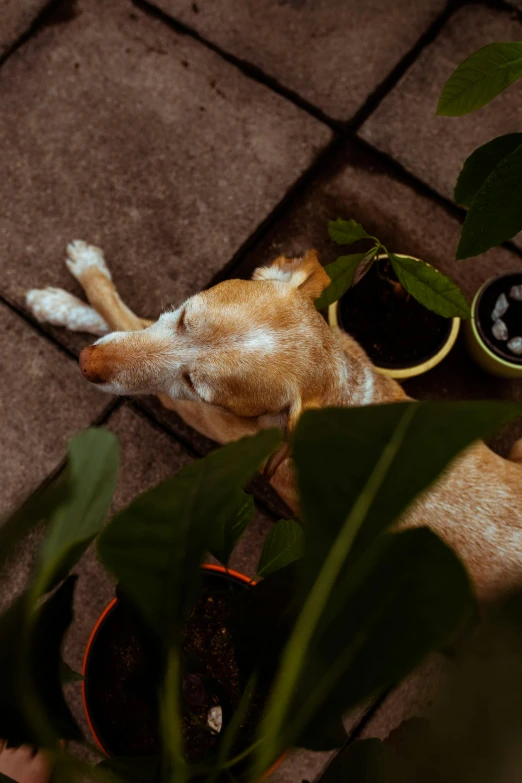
[{"x1": 253, "y1": 250, "x2": 331, "y2": 301}]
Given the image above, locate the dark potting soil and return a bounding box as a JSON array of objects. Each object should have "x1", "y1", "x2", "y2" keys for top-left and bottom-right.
[
  {"x1": 84, "y1": 573, "x2": 261, "y2": 763},
  {"x1": 337, "y1": 262, "x2": 452, "y2": 369},
  {"x1": 476, "y1": 273, "x2": 522, "y2": 365}
]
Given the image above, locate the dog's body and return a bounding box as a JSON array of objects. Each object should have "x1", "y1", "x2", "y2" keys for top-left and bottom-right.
[{"x1": 27, "y1": 242, "x2": 522, "y2": 602}]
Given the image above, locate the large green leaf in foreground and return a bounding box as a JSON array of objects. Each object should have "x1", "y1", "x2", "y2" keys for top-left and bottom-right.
[
  {"x1": 252, "y1": 401, "x2": 521, "y2": 773},
  {"x1": 98, "y1": 429, "x2": 281, "y2": 640}
]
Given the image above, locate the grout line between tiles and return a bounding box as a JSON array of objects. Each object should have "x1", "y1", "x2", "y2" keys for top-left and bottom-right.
[{"x1": 0, "y1": 0, "x2": 73, "y2": 71}]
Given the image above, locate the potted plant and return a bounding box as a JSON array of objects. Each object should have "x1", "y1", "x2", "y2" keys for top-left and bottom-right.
[
  {"x1": 0, "y1": 399, "x2": 519, "y2": 783},
  {"x1": 317, "y1": 218, "x2": 469, "y2": 379}
]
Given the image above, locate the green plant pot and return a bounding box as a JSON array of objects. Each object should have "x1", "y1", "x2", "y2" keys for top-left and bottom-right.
[{"x1": 465, "y1": 272, "x2": 522, "y2": 379}]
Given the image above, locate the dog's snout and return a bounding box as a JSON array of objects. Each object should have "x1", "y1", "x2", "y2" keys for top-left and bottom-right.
[{"x1": 79, "y1": 346, "x2": 105, "y2": 384}]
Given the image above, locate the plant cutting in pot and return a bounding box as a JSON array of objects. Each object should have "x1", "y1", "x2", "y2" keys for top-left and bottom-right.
[
  {"x1": 1, "y1": 398, "x2": 521, "y2": 783},
  {"x1": 318, "y1": 218, "x2": 469, "y2": 379}
]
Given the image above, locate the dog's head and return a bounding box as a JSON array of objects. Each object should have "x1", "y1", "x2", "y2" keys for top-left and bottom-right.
[{"x1": 79, "y1": 250, "x2": 335, "y2": 427}]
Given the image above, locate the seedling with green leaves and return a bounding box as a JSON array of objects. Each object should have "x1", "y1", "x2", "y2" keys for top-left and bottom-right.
[
  {"x1": 315, "y1": 217, "x2": 470, "y2": 319},
  {"x1": 437, "y1": 42, "x2": 522, "y2": 259}
]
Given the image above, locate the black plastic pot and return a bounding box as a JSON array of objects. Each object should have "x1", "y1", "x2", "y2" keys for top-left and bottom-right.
[{"x1": 328, "y1": 255, "x2": 460, "y2": 380}]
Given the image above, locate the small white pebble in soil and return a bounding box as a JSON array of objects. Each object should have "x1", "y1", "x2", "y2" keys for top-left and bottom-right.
[
  {"x1": 207, "y1": 706, "x2": 223, "y2": 734},
  {"x1": 491, "y1": 293, "x2": 509, "y2": 320},
  {"x1": 507, "y1": 337, "x2": 522, "y2": 356},
  {"x1": 510, "y1": 285, "x2": 522, "y2": 301},
  {"x1": 492, "y1": 319, "x2": 509, "y2": 341}
]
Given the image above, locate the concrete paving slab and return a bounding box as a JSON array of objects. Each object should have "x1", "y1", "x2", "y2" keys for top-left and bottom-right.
[
  {"x1": 229, "y1": 140, "x2": 522, "y2": 447},
  {"x1": 359, "y1": 4, "x2": 522, "y2": 249},
  {"x1": 0, "y1": 0, "x2": 49, "y2": 56},
  {"x1": 149, "y1": 0, "x2": 448, "y2": 122},
  {"x1": 0, "y1": 0, "x2": 330, "y2": 355},
  {"x1": 0, "y1": 301, "x2": 109, "y2": 515}
]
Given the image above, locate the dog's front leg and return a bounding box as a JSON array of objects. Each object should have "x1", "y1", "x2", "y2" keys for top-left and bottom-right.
[{"x1": 64, "y1": 241, "x2": 153, "y2": 332}]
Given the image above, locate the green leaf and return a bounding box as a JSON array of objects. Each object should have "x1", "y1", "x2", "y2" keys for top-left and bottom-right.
[
  {"x1": 0, "y1": 578, "x2": 82, "y2": 747},
  {"x1": 293, "y1": 528, "x2": 472, "y2": 747},
  {"x1": 454, "y1": 133, "x2": 522, "y2": 207},
  {"x1": 97, "y1": 429, "x2": 282, "y2": 640},
  {"x1": 294, "y1": 401, "x2": 522, "y2": 563},
  {"x1": 32, "y1": 428, "x2": 119, "y2": 598},
  {"x1": 388, "y1": 254, "x2": 470, "y2": 318},
  {"x1": 456, "y1": 142, "x2": 522, "y2": 259},
  {"x1": 254, "y1": 400, "x2": 502, "y2": 773},
  {"x1": 208, "y1": 488, "x2": 255, "y2": 566},
  {"x1": 437, "y1": 42, "x2": 522, "y2": 116},
  {"x1": 315, "y1": 253, "x2": 369, "y2": 310},
  {"x1": 60, "y1": 659, "x2": 84, "y2": 684},
  {"x1": 328, "y1": 218, "x2": 370, "y2": 245},
  {"x1": 256, "y1": 520, "x2": 304, "y2": 578},
  {"x1": 0, "y1": 476, "x2": 70, "y2": 572}
]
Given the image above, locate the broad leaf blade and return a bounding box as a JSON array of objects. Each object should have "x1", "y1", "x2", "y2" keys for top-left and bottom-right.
[
  {"x1": 209, "y1": 489, "x2": 255, "y2": 567},
  {"x1": 33, "y1": 428, "x2": 119, "y2": 597},
  {"x1": 60, "y1": 659, "x2": 84, "y2": 684},
  {"x1": 456, "y1": 142, "x2": 522, "y2": 259},
  {"x1": 315, "y1": 253, "x2": 369, "y2": 310},
  {"x1": 97, "y1": 429, "x2": 281, "y2": 640},
  {"x1": 256, "y1": 520, "x2": 304, "y2": 578},
  {"x1": 294, "y1": 401, "x2": 522, "y2": 569},
  {"x1": 328, "y1": 218, "x2": 370, "y2": 245},
  {"x1": 454, "y1": 133, "x2": 522, "y2": 207},
  {"x1": 0, "y1": 578, "x2": 82, "y2": 746},
  {"x1": 388, "y1": 254, "x2": 470, "y2": 318},
  {"x1": 437, "y1": 42, "x2": 522, "y2": 116},
  {"x1": 294, "y1": 528, "x2": 472, "y2": 746},
  {"x1": 0, "y1": 476, "x2": 70, "y2": 572}
]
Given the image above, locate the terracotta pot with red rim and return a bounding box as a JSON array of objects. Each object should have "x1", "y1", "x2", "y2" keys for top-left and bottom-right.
[{"x1": 82, "y1": 564, "x2": 285, "y2": 779}]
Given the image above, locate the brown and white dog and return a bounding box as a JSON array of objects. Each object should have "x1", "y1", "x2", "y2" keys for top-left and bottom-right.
[{"x1": 27, "y1": 241, "x2": 522, "y2": 603}]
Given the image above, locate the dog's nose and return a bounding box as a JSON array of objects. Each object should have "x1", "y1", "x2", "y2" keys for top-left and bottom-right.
[{"x1": 79, "y1": 346, "x2": 105, "y2": 384}]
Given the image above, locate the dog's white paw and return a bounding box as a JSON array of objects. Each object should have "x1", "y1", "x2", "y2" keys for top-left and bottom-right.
[
  {"x1": 66, "y1": 240, "x2": 112, "y2": 282},
  {"x1": 26, "y1": 287, "x2": 110, "y2": 336}
]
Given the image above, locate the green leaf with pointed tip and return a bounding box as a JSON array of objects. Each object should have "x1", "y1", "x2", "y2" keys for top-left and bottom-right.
[
  {"x1": 437, "y1": 42, "x2": 522, "y2": 116},
  {"x1": 97, "y1": 429, "x2": 282, "y2": 640},
  {"x1": 454, "y1": 133, "x2": 522, "y2": 207},
  {"x1": 208, "y1": 488, "x2": 255, "y2": 566},
  {"x1": 315, "y1": 253, "x2": 370, "y2": 310},
  {"x1": 328, "y1": 218, "x2": 370, "y2": 245},
  {"x1": 60, "y1": 659, "x2": 84, "y2": 684},
  {"x1": 0, "y1": 477, "x2": 70, "y2": 573},
  {"x1": 32, "y1": 428, "x2": 119, "y2": 598},
  {"x1": 0, "y1": 578, "x2": 83, "y2": 747},
  {"x1": 388, "y1": 254, "x2": 470, "y2": 318},
  {"x1": 456, "y1": 142, "x2": 522, "y2": 259},
  {"x1": 257, "y1": 519, "x2": 304, "y2": 578}
]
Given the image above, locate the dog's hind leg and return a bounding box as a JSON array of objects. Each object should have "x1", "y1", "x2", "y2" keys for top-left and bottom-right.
[{"x1": 65, "y1": 240, "x2": 153, "y2": 332}]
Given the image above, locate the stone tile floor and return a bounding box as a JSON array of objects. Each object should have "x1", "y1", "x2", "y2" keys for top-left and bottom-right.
[{"x1": 1, "y1": 0, "x2": 522, "y2": 779}]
